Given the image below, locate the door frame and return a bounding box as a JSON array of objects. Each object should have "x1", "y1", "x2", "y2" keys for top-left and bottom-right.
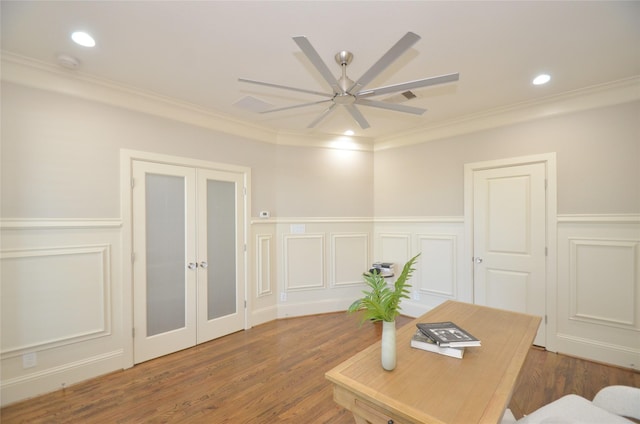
[
  {"x1": 120, "y1": 149, "x2": 251, "y2": 369},
  {"x1": 463, "y1": 153, "x2": 557, "y2": 352}
]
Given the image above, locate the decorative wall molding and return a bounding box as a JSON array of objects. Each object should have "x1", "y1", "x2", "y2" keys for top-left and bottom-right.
[
  {"x1": 1, "y1": 244, "x2": 112, "y2": 357},
  {"x1": 568, "y1": 238, "x2": 638, "y2": 329},
  {"x1": 557, "y1": 219, "x2": 639, "y2": 370},
  {"x1": 377, "y1": 233, "x2": 412, "y2": 264},
  {"x1": 283, "y1": 234, "x2": 325, "y2": 291},
  {"x1": 0, "y1": 219, "x2": 122, "y2": 229},
  {"x1": 558, "y1": 214, "x2": 640, "y2": 224},
  {"x1": 374, "y1": 216, "x2": 465, "y2": 224},
  {"x1": 330, "y1": 233, "x2": 370, "y2": 287},
  {"x1": 416, "y1": 235, "x2": 457, "y2": 298},
  {"x1": 256, "y1": 234, "x2": 273, "y2": 297},
  {"x1": 254, "y1": 213, "x2": 638, "y2": 225},
  {"x1": 0, "y1": 220, "x2": 123, "y2": 406}
]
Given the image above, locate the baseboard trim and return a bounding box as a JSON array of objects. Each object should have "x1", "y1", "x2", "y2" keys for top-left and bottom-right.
[
  {"x1": 0, "y1": 349, "x2": 124, "y2": 407},
  {"x1": 250, "y1": 306, "x2": 278, "y2": 327},
  {"x1": 556, "y1": 333, "x2": 638, "y2": 371},
  {"x1": 276, "y1": 298, "x2": 353, "y2": 319}
]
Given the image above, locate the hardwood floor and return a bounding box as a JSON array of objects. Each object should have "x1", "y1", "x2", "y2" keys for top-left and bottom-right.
[{"x1": 2, "y1": 313, "x2": 638, "y2": 423}]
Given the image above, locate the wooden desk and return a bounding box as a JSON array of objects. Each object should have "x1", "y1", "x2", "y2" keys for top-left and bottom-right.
[{"x1": 325, "y1": 301, "x2": 541, "y2": 424}]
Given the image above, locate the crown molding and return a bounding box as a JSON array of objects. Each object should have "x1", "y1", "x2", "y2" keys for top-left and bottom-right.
[
  {"x1": 374, "y1": 76, "x2": 640, "y2": 151},
  {"x1": 3, "y1": 52, "x2": 637, "y2": 151},
  {"x1": 1, "y1": 52, "x2": 372, "y2": 151},
  {"x1": 1, "y1": 52, "x2": 282, "y2": 143}
]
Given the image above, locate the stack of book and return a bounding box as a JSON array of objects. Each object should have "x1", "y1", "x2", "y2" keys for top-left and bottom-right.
[{"x1": 410, "y1": 321, "x2": 481, "y2": 359}]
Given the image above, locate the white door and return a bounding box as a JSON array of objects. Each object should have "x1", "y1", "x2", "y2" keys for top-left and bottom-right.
[
  {"x1": 132, "y1": 161, "x2": 245, "y2": 364},
  {"x1": 473, "y1": 162, "x2": 547, "y2": 346},
  {"x1": 196, "y1": 169, "x2": 245, "y2": 342}
]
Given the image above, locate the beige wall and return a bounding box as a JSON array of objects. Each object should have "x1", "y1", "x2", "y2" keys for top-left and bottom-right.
[
  {"x1": 3, "y1": 82, "x2": 637, "y2": 220},
  {"x1": 374, "y1": 101, "x2": 640, "y2": 216},
  {"x1": 275, "y1": 145, "x2": 373, "y2": 217},
  {"x1": 1, "y1": 82, "x2": 374, "y2": 219}
]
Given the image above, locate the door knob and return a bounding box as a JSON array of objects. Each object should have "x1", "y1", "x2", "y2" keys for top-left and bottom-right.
[
  {"x1": 199, "y1": 261, "x2": 208, "y2": 269},
  {"x1": 187, "y1": 262, "x2": 198, "y2": 270},
  {"x1": 474, "y1": 257, "x2": 483, "y2": 264}
]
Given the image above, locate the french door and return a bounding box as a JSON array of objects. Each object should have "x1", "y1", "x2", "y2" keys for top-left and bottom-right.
[{"x1": 132, "y1": 160, "x2": 245, "y2": 364}]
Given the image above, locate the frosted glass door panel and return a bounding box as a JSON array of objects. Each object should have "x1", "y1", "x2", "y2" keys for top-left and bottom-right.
[
  {"x1": 207, "y1": 180, "x2": 236, "y2": 320},
  {"x1": 145, "y1": 173, "x2": 186, "y2": 336}
]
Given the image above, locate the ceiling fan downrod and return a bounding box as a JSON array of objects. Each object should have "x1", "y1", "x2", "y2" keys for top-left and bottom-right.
[{"x1": 334, "y1": 50, "x2": 355, "y2": 103}]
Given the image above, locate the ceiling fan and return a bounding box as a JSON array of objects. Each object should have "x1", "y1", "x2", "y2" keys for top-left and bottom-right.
[{"x1": 239, "y1": 32, "x2": 459, "y2": 130}]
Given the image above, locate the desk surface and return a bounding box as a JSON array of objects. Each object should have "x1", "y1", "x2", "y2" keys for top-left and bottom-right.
[{"x1": 325, "y1": 301, "x2": 541, "y2": 424}]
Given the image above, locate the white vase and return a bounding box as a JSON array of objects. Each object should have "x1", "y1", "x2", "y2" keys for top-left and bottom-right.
[{"x1": 381, "y1": 320, "x2": 397, "y2": 371}]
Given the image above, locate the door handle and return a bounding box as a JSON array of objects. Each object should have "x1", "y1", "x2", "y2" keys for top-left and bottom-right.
[
  {"x1": 187, "y1": 262, "x2": 198, "y2": 270},
  {"x1": 199, "y1": 261, "x2": 208, "y2": 269},
  {"x1": 474, "y1": 257, "x2": 483, "y2": 264}
]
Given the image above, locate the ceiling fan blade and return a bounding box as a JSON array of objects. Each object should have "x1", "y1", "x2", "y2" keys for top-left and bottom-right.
[
  {"x1": 239, "y1": 78, "x2": 332, "y2": 98},
  {"x1": 357, "y1": 73, "x2": 460, "y2": 98},
  {"x1": 356, "y1": 98, "x2": 426, "y2": 115},
  {"x1": 260, "y1": 99, "x2": 333, "y2": 114},
  {"x1": 347, "y1": 31, "x2": 421, "y2": 94},
  {"x1": 293, "y1": 36, "x2": 341, "y2": 94},
  {"x1": 307, "y1": 103, "x2": 337, "y2": 128},
  {"x1": 344, "y1": 104, "x2": 371, "y2": 129}
]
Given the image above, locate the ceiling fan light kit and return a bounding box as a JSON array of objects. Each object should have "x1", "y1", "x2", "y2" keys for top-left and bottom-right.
[{"x1": 239, "y1": 32, "x2": 459, "y2": 130}]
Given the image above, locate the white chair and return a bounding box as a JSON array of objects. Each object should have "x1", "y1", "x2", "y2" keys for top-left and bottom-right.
[{"x1": 502, "y1": 386, "x2": 640, "y2": 424}]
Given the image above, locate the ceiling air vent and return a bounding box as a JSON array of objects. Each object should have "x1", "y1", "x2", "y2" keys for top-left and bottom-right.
[
  {"x1": 382, "y1": 90, "x2": 417, "y2": 104},
  {"x1": 233, "y1": 96, "x2": 274, "y2": 113}
]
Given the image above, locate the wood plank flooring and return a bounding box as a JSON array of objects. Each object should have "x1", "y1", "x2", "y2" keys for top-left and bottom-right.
[{"x1": 2, "y1": 313, "x2": 638, "y2": 423}]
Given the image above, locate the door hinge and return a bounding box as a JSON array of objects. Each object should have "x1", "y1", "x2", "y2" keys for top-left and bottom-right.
[
  {"x1": 132, "y1": 328, "x2": 135, "y2": 338},
  {"x1": 545, "y1": 247, "x2": 548, "y2": 257},
  {"x1": 131, "y1": 252, "x2": 136, "y2": 263},
  {"x1": 243, "y1": 186, "x2": 247, "y2": 196},
  {"x1": 244, "y1": 300, "x2": 247, "y2": 309},
  {"x1": 131, "y1": 178, "x2": 135, "y2": 189},
  {"x1": 244, "y1": 244, "x2": 247, "y2": 252},
  {"x1": 544, "y1": 315, "x2": 548, "y2": 324},
  {"x1": 544, "y1": 179, "x2": 548, "y2": 189}
]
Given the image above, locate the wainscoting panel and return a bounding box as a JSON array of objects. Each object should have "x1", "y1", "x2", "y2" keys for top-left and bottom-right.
[
  {"x1": 0, "y1": 220, "x2": 124, "y2": 406},
  {"x1": 255, "y1": 234, "x2": 273, "y2": 297},
  {"x1": 283, "y1": 234, "x2": 325, "y2": 291},
  {"x1": 248, "y1": 222, "x2": 277, "y2": 327},
  {"x1": 377, "y1": 233, "x2": 411, "y2": 266},
  {"x1": 274, "y1": 220, "x2": 373, "y2": 318},
  {"x1": 1, "y1": 245, "x2": 111, "y2": 356},
  {"x1": 331, "y1": 233, "x2": 369, "y2": 287},
  {"x1": 374, "y1": 219, "x2": 467, "y2": 315},
  {"x1": 569, "y1": 238, "x2": 637, "y2": 328},
  {"x1": 417, "y1": 235, "x2": 457, "y2": 298},
  {"x1": 557, "y1": 216, "x2": 640, "y2": 370}
]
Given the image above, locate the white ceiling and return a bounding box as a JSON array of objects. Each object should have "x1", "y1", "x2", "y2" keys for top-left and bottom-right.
[{"x1": 2, "y1": 1, "x2": 639, "y2": 142}]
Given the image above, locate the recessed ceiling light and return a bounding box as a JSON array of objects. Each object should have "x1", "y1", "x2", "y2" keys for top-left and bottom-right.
[
  {"x1": 344, "y1": 130, "x2": 355, "y2": 136},
  {"x1": 71, "y1": 31, "x2": 96, "y2": 47},
  {"x1": 532, "y1": 74, "x2": 551, "y2": 85}
]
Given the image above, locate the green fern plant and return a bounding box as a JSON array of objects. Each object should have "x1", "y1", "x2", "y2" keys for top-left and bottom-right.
[{"x1": 348, "y1": 253, "x2": 420, "y2": 323}]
